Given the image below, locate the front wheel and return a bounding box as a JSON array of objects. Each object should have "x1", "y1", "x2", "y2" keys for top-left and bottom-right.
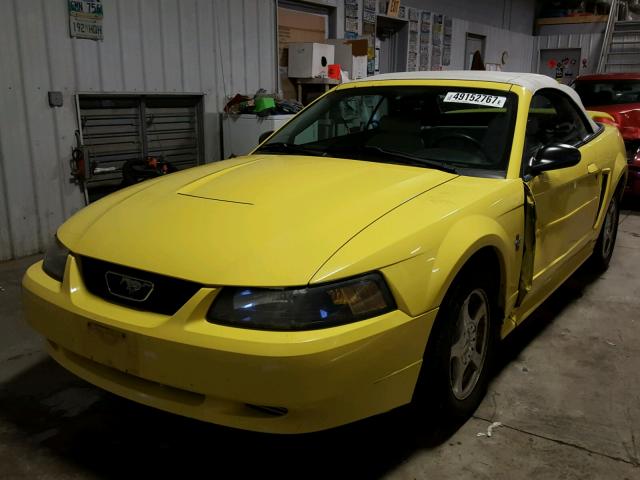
[
  {"x1": 415, "y1": 272, "x2": 497, "y2": 419},
  {"x1": 590, "y1": 195, "x2": 619, "y2": 271},
  {"x1": 449, "y1": 288, "x2": 491, "y2": 403}
]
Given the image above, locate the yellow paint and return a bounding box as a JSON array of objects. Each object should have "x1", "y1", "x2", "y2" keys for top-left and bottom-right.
[
  {"x1": 587, "y1": 110, "x2": 615, "y2": 122},
  {"x1": 23, "y1": 78, "x2": 628, "y2": 433},
  {"x1": 23, "y1": 258, "x2": 435, "y2": 433}
]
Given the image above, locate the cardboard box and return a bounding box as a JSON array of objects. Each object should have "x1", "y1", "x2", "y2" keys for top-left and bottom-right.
[
  {"x1": 387, "y1": 0, "x2": 401, "y2": 17},
  {"x1": 288, "y1": 43, "x2": 335, "y2": 78},
  {"x1": 328, "y1": 39, "x2": 369, "y2": 80}
]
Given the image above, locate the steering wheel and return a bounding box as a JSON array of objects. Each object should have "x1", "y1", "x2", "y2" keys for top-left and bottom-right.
[{"x1": 430, "y1": 133, "x2": 490, "y2": 164}]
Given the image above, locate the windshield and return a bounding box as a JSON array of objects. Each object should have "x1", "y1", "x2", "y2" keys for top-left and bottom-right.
[
  {"x1": 575, "y1": 80, "x2": 640, "y2": 106},
  {"x1": 256, "y1": 86, "x2": 518, "y2": 176}
]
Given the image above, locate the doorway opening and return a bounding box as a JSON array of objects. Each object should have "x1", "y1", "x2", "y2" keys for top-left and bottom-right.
[
  {"x1": 465, "y1": 33, "x2": 486, "y2": 70},
  {"x1": 376, "y1": 15, "x2": 408, "y2": 74},
  {"x1": 277, "y1": 0, "x2": 335, "y2": 100}
]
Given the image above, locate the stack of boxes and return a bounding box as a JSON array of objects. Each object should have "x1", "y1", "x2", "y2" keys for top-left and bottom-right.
[{"x1": 287, "y1": 39, "x2": 368, "y2": 80}]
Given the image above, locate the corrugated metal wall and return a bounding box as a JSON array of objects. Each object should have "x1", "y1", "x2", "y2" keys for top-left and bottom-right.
[
  {"x1": 0, "y1": 0, "x2": 277, "y2": 261},
  {"x1": 402, "y1": 0, "x2": 535, "y2": 36},
  {"x1": 450, "y1": 18, "x2": 535, "y2": 72},
  {"x1": 533, "y1": 33, "x2": 604, "y2": 75}
]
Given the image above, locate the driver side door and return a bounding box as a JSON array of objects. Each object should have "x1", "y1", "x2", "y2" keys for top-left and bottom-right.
[{"x1": 525, "y1": 89, "x2": 603, "y2": 293}]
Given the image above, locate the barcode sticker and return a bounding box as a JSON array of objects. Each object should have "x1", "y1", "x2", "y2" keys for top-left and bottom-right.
[{"x1": 443, "y1": 92, "x2": 506, "y2": 108}]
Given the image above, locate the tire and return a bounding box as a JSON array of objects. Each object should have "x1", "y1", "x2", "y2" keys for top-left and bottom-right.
[
  {"x1": 414, "y1": 270, "x2": 498, "y2": 420},
  {"x1": 590, "y1": 195, "x2": 619, "y2": 272}
]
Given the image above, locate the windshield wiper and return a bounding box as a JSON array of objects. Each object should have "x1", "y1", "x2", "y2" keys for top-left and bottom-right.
[
  {"x1": 326, "y1": 145, "x2": 458, "y2": 174},
  {"x1": 255, "y1": 142, "x2": 326, "y2": 157}
]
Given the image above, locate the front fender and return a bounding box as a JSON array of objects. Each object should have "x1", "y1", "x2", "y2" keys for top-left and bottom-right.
[
  {"x1": 428, "y1": 215, "x2": 514, "y2": 310},
  {"x1": 381, "y1": 214, "x2": 518, "y2": 317},
  {"x1": 311, "y1": 178, "x2": 524, "y2": 318}
]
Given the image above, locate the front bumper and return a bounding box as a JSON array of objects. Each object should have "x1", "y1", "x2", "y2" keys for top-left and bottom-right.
[{"x1": 22, "y1": 257, "x2": 436, "y2": 434}]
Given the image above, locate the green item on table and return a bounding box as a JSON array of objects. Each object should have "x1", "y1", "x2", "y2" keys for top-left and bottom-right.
[{"x1": 255, "y1": 96, "x2": 276, "y2": 113}]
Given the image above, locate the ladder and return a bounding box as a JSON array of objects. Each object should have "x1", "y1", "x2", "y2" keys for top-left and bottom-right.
[{"x1": 597, "y1": 0, "x2": 640, "y2": 73}]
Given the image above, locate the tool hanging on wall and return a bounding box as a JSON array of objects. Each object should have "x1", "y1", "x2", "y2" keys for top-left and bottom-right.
[{"x1": 70, "y1": 130, "x2": 90, "y2": 205}]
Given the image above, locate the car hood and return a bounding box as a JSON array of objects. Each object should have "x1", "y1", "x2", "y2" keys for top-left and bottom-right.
[
  {"x1": 59, "y1": 155, "x2": 456, "y2": 286},
  {"x1": 588, "y1": 103, "x2": 640, "y2": 140}
]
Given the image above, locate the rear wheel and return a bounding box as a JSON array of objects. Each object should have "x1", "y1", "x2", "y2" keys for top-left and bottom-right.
[
  {"x1": 590, "y1": 195, "x2": 619, "y2": 272},
  {"x1": 415, "y1": 271, "x2": 497, "y2": 419}
]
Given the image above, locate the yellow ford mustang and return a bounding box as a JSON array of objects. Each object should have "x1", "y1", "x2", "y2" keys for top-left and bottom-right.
[{"x1": 23, "y1": 72, "x2": 627, "y2": 433}]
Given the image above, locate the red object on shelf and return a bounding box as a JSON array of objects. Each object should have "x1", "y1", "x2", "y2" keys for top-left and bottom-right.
[{"x1": 328, "y1": 64, "x2": 341, "y2": 80}]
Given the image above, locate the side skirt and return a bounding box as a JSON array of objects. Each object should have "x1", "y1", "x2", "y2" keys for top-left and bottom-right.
[{"x1": 505, "y1": 240, "x2": 594, "y2": 335}]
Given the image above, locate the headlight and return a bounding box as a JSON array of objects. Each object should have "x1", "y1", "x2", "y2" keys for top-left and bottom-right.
[
  {"x1": 42, "y1": 236, "x2": 70, "y2": 282},
  {"x1": 207, "y1": 272, "x2": 396, "y2": 331}
]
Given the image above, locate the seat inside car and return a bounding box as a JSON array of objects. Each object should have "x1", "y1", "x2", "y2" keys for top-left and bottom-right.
[
  {"x1": 367, "y1": 115, "x2": 424, "y2": 152},
  {"x1": 481, "y1": 113, "x2": 510, "y2": 165}
]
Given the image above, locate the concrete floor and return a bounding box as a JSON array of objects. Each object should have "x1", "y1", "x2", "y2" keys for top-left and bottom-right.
[{"x1": 1, "y1": 209, "x2": 639, "y2": 479}]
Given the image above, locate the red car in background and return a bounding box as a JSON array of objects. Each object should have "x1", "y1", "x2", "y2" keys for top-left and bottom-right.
[{"x1": 574, "y1": 73, "x2": 640, "y2": 197}]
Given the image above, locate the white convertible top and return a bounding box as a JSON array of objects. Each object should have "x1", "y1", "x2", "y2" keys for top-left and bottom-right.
[
  {"x1": 347, "y1": 70, "x2": 597, "y2": 130},
  {"x1": 349, "y1": 71, "x2": 561, "y2": 90}
]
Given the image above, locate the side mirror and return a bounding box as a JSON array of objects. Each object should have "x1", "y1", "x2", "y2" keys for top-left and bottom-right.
[
  {"x1": 258, "y1": 130, "x2": 274, "y2": 144},
  {"x1": 528, "y1": 144, "x2": 581, "y2": 175}
]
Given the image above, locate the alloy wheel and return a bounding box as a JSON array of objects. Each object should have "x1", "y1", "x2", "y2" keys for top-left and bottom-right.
[
  {"x1": 449, "y1": 288, "x2": 490, "y2": 401},
  {"x1": 602, "y1": 199, "x2": 618, "y2": 259}
]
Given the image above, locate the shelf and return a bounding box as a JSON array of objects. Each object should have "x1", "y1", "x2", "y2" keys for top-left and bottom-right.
[
  {"x1": 293, "y1": 78, "x2": 340, "y2": 85},
  {"x1": 536, "y1": 15, "x2": 608, "y2": 26},
  {"x1": 376, "y1": 13, "x2": 408, "y2": 23}
]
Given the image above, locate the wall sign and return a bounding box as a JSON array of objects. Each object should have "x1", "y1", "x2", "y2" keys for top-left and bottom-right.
[{"x1": 68, "y1": 0, "x2": 103, "y2": 41}]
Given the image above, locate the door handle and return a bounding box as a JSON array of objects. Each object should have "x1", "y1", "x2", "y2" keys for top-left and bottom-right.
[{"x1": 587, "y1": 163, "x2": 601, "y2": 175}]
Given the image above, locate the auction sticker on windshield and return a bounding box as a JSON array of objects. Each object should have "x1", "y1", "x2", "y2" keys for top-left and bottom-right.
[{"x1": 443, "y1": 92, "x2": 506, "y2": 108}]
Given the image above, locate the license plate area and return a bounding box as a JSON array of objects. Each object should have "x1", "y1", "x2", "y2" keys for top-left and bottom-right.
[{"x1": 85, "y1": 322, "x2": 139, "y2": 374}]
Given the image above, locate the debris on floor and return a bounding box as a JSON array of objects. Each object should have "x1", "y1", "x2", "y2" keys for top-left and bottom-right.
[{"x1": 477, "y1": 421, "x2": 503, "y2": 438}]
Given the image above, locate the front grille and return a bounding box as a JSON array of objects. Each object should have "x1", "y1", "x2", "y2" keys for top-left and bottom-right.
[{"x1": 78, "y1": 256, "x2": 202, "y2": 315}]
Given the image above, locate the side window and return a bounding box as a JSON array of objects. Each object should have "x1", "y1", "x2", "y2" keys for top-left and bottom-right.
[{"x1": 523, "y1": 90, "x2": 592, "y2": 161}]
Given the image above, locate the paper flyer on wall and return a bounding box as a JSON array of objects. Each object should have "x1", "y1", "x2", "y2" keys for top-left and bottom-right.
[
  {"x1": 431, "y1": 45, "x2": 442, "y2": 70},
  {"x1": 362, "y1": 3, "x2": 376, "y2": 75},
  {"x1": 420, "y1": 53, "x2": 430, "y2": 70},
  {"x1": 443, "y1": 16, "x2": 452, "y2": 46},
  {"x1": 432, "y1": 14, "x2": 443, "y2": 46},
  {"x1": 442, "y1": 16, "x2": 452, "y2": 66},
  {"x1": 421, "y1": 11, "x2": 431, "y2": 34},
  {"x1": 363, "y1": 8, "x2": 376, "y2": 23},
  {"x1": 419, "y1": 11, "x2": 431, "y2": 71},
  {"x1": 408, "y1": 52, "x2": 418, "y2": 71},
  {"x1": 410, "y1": 31, "x2": 418, "y2": 50},
  {"x1": 443, "y1": 46, "x2": 451, "y2": 66},
  {"x1": 344, "y1": 0, "x2": 359, "y2": 34}
]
